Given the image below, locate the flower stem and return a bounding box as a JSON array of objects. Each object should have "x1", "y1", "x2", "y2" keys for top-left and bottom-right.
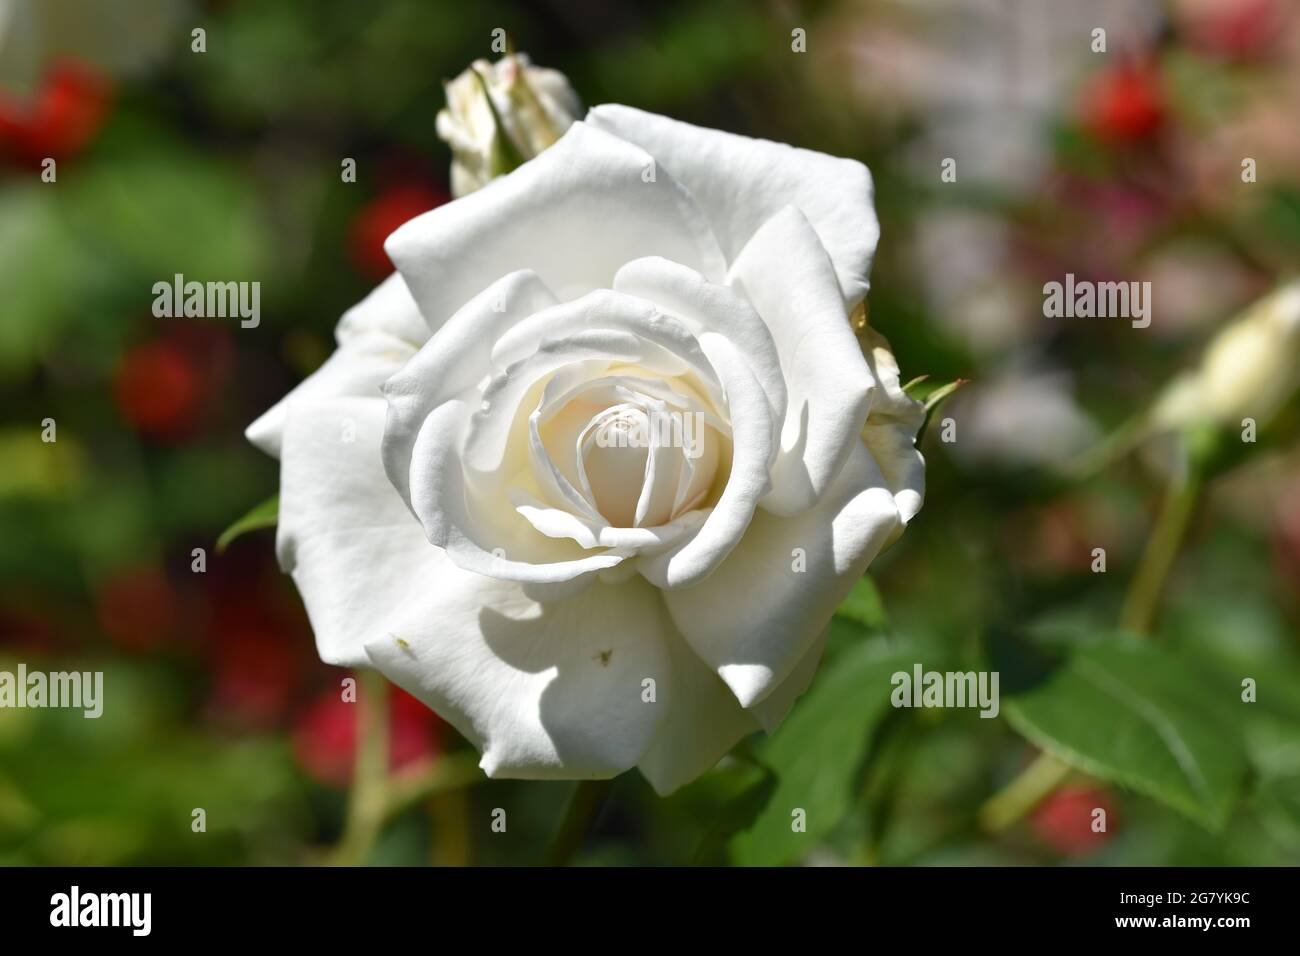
[
  {"x1": 544, "y1": 779, "x2": 613, "y2": 866},
  {"x1": 978, "y1": 752, "x2": 1073, "y2": 833},
  {"x1": 1119, "y1": 459, "x2": 1201, "y2": 636},
  {"x1": 330, "y1": 669, "x2": 390, "y2": 866},
  {"x1": 981, "y1": 449, "x2": 1205, "y2": 834}
]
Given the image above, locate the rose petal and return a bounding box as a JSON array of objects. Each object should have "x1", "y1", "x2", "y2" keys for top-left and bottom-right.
[
  {"x1": 746, "y1": 627, "x2": 828, "y2": 733},
  {"x1": 664, "y1": 440, "x2": 903, "y2": 707},
  {"x1": 382, "y1": 269, "x2": 559, "y2": 507},
  {"x1": 728, "y1": 206, "x2": 876, "y2": 516},
  {"x1": 365, "y1": 574, "x2": 672, "y2": 780},
  {"x1": 385, "y1": 121, "x2": 728, "y2": 328},
  {"x1": 276, "y1": 396, "x2": 444, "y2": 666},
  {"x1": 247, "y1": 274, "x2": 426, "y2": 458},
  {"x1": 636, "y1": 627, "x2": 759, "y2": 796},
  {"x1": 612, "y1": 256, "x2": 786, "y2": 428},
  {"x1": 636, "y1": 334, "x2": 774, "y2": 589},
  {"x1": 586, "y1": 104, "x2": 879, "y2": 305}
]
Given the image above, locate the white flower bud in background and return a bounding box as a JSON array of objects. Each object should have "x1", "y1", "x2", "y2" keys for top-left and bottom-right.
[
  {"x1": 1153, "y1": 281, "x2": 1300, "y2": 430},
  {"x1": 436, "y1": 52, "x2": 581, "y2": 197}
]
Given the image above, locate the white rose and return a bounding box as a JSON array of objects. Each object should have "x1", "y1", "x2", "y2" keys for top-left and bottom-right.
[
  {"x1": 248, "y1": 105, "x2": 924, "y2": 793},
  {"x1": 436, "y1": 52, "x2": 581, "y2": 198}
]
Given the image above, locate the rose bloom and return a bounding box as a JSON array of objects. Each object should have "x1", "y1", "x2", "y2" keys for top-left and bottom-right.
[{"x1": 248, "y1": 105, "x2": 924, "y2": 793}]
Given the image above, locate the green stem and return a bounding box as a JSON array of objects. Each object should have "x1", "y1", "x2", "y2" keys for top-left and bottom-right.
[
  {"x1": 330, "y1": 669, "x2": 390, "y2": 866},
  {"x1": 978, "y1": 752, "x2": 1073, "y2": 833},
  {"x1": 1119, "y1": 460, "x2": 1201, "y2": 636},
  {"x1": 544, "y1": 779, "x2": 613, "y2": 866},
  {"x1": 384, "y1": 752, "x2": 483, "y2": 820},
  {"x1": 982, "y1": 447, "x2": 1206, "y2": 834}
]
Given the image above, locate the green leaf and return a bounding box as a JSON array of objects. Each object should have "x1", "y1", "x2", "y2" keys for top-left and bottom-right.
[
  {"x1": 1003, "y1": 636, "x2": 1247, "y2": 829},
  {"x1": 216, "y1": 494, "x2": 279, "y2": 553},
  {"x1": 690, "y1": 753, "x2": 776, "y2": 865},
  {"x1": 917, "y1": 377, "x2": 969, "y2": 443},
  {"x1": 835, "y1": 575, "x2": 888, "y2": 632},
  {"x1": 1255, "y1": 774, "x2": 1300, "y2": 850},
  {"x1": 729, "y1": 637, "x2": 932, "y2": 866}
]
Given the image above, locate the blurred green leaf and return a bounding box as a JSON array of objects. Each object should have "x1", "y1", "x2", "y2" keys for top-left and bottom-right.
[
  {"x1": 1003, "y1": 636, "x2": 1247, "y2": 829},
  {"x1": 0, "y1": 185, "x2": 112, "y2": 378},
  {"x1": 63, "y1": 144, "x2": 272, "y2": 285},
  {"x1": 917, "y1": 377, "x2": 969, "y2": 444},
  {"x1": 835, "y1": 575, "x2": 888, "y2": 632},
  {"x1": 729, "y1": 637, "x2": 929, "y2": 866},
  {"x1": 1255, "y1": 774, "x2": 1300, "y2": 850},
  {"x1": 217, "y1": 494, "x2": 279, "y2": 553},
  {"x1": 690, "y1": 754, "x2": 775, "y2": 865}
]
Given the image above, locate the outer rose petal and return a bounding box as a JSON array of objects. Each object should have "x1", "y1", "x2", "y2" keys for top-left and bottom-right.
[
  {"x1": 247, "y1": 274, "x2": 427, "y2": 458},
  {"x1": 746, "y1": 627, "x2": 828, "y2": 733},
  {"x1": 276, "y1": 395, "x2": 444, "y2": 667},
  {"x1": 585, "y1": 104, "x2": 880, "y2": 306},
  {"x1": 385, "y1": 121, "x2": 728, "y2": 329},
  {"x1": 636, "y1": 627, "x2": 759, "y2": 796},
  {"x1": 664, "y1": 441, "x2": 906, "y2": 708},
  {"x1": 728, "y1": 206, "x2": 876, "y2": 516},
  {"x1": 365, "y1": 574, "x2": 671, "y2": 780}
]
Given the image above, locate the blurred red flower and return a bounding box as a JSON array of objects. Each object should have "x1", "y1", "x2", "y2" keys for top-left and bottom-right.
[
  {"x1": 1179, "y1": 0, "x2": 1289, "y2": 61},
  {"x1": 208, "y1": 626, "x2": 307, "y2": 727},
  {"x1": 1080, "y1": 60, "x2": 1165, "y2": 145},
  {"x1": 348, "y1": 184, "x2": 448, "y2": 281},
  {"x1": 94, "y1": 565, "x2": 179, "y2": 652},
  {"x1": 1031, "y1": 784, "x2": 1118, "y2": 856},
  {"x1": 114, "y1": 340, "x2": 203, "y2": 439},
  {"x1": 0, "y1": 59, "x2": 111, "y2": 165},
  {"x1": 0, "y1": 601, "x2": 65, "y2": 655},
  {"x1": 113, "y1": 325, "x2": 233, "y2": 441},
  {"x1": 292, "y1": 682, "x2": 441, "y2": 788}
]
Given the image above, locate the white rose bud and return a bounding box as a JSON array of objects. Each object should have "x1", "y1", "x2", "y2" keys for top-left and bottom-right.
[
  {"x1": 436, "y1": 52, "x2": 581, "y2": 197},
  {"x1": 1153, "y1": 281, "x2": 1300, "y2": 430}
]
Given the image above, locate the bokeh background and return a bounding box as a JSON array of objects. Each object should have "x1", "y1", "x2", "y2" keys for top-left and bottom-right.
[{"x1": 1, "y1": 0, "x2": 1298, "y2": 866}]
